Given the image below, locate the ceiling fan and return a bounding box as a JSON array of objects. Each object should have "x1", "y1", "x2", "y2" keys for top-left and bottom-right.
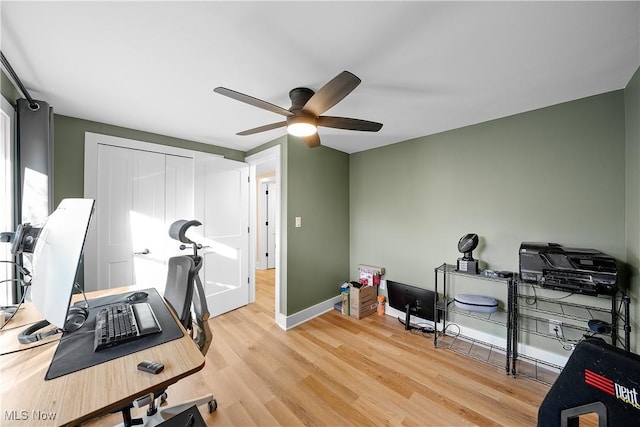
[{"x1": 214, "y1": 71, "x2": 383, "y2": 148}]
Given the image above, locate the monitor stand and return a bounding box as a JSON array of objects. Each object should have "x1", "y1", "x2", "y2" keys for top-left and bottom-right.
[
  {"x1": 404, "y1": 304, "x2": 413, "y2": 331},
  {"x1": 398, "y1": 304, "x2": 434, "y2": 333}
]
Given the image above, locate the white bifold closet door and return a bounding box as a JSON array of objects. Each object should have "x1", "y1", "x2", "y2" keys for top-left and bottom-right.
[
  {"x1": 85, "y1": 133, "x2": 251, "y2": 317},
  {"x1": 94, "y1": 144, "x2": 193, "y2": 292}
]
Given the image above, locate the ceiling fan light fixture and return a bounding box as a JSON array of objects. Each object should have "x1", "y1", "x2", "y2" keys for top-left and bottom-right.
[
  {"x1": 287, "y1": 122, "x2": 317, "y2": 137},
  {"x1": 286, "y1": 115, "x2": 317, "y2": 137}
]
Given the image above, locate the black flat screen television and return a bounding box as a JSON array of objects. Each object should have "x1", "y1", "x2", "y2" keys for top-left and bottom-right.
[{"x1": 387, "y1": 280, "x2": 438, "y2": 332}]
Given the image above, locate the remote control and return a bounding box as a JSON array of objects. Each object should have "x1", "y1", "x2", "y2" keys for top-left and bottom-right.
[{"x1": 137, "y1": 360, "x2": 164, "y2": 374}]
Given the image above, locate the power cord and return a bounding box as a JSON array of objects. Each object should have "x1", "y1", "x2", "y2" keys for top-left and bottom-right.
[
  {"x1": 0, "y1": 259, "x2": 32, "y2": 278},
  {"x1": 442, "y1": 323, "x2": 462, "y2": 338},
  {"x1": 524, "y1": 283, "x2": 574, "y2": 306},
  {"x1": 552, "y1": 324, "x2": 592, "y2": 351},
  {"x1": 397, "y1": 316, "x2": 435, "y2": 335}
]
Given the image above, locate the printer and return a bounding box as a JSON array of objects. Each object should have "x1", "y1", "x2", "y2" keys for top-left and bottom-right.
[{"x1": 519, "y1": 243, "x2": 618, "y2": 296}]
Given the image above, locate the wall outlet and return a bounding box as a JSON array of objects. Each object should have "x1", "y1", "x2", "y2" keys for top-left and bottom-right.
[
  {"x1": 549, "y1": 319, "x2": 562, "y2": 334},
  {"x1": 379, "y1": 279, "x2": 386, "y2": 290}
]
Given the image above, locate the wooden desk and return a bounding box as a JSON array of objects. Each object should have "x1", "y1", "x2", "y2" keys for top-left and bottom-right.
[{"x1": 0, "y1": 287, "x2": 205, "y2": 426}]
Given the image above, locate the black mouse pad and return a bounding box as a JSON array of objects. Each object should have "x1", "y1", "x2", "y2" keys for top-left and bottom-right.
[{"x1": 45, "y1": 288, "x2": 184, "y2": 380}]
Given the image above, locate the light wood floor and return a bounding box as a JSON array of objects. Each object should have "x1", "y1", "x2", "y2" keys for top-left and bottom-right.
[{"x1": 90, "y1": 270, "x2": 553, "y2": 426}]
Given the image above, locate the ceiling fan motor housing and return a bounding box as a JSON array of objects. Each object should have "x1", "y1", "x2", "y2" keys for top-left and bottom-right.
[{"x1": 289, "y1": 87, "x2": 315, "y2": 112}]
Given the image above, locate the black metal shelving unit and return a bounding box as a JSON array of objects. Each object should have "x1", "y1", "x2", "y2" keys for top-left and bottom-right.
[
  {"x1": 433, "y1": 263, "x2": 516, "y2": 375},
  {"x1": 433, "y1": 263, "x2": 631, "y2": 385},
  {"x1": 513, "y1": 280, "x2": 630, "y2": 384}
]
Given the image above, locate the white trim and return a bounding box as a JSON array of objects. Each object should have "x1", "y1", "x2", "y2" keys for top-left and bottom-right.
[
  {"x1": 245, "y1": 146, "x2": 284, "y2": 329},
  {"x1": 516, "y1": 342, "x2": 569, "y2": 368},
  {"x1": 84, "y1": 132, "x2": 205, "y2": 161},
  {"x1": 247, "y1": 162, "x2": 257, "y2": 304},
  {"x1": 283, "y1": 295, "x2": 343, "y2": 330}
]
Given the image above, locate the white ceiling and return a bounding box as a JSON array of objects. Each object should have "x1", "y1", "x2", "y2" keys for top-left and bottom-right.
[{"x1": 1, "y1": 1, "x2": 639, "y2": 154}]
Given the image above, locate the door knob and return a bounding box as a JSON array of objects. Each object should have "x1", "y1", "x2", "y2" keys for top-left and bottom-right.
[{"x1": 134, "y1": 248, "x2": 150, "y2": 255}]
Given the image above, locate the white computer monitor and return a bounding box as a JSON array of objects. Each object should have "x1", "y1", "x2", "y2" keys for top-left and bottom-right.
[{"x1": 30, "y1": 198, "x2": 95, "y2": 329}]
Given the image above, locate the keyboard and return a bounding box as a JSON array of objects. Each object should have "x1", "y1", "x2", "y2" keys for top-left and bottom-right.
[{"x1": 93, "y1": 303, "x2": 162, "y2": 352}]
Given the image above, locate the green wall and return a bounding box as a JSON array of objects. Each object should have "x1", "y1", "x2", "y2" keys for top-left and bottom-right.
[
  {"x1": 350, "y1": 90, "x2": 628, "y2": 353},
  {"x1": 285, "y1": 137, "x2": 350, "y2": 314},
  {"x1": 625, "y1": 66, "x2": 640, "y2": 353},
  {"x1": 1, "y1": 70, "x2": 22, "y2": 104},
  {"x1": 248, "y1": 135, "x2": 351, "y2": 315}
]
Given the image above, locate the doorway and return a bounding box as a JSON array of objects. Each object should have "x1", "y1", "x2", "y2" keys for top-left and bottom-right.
[
  {"x1": 246, "y1": 146, "x2": 283, "y2": 327},
  {"x1": 257, "y1": 177, "x2": 276, "y2": 270}
]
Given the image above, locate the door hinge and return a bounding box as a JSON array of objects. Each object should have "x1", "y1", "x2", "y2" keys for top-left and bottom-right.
[
  {"x1": 265, "y1": 190, "x2": 269, "y2": 195},
  {"x1": 265, "y1": 221, "x2": 269, "y2": 226},
  {"x1": 265, "y1": 252, "x2": 269, "y2": 257}
]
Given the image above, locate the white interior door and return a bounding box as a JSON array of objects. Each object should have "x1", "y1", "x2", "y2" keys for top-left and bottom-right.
[
  {"x1": 96, "y1": 145, "x2": 165, "y2": 289},
  {"x1": 94, "y1": 144, "x2": 195, "y2": 290},
  {"x1": 195, "y1": 155, "x2": 249, "y2": 317},
  {"x1": 164, "y1": 155, "x2": 195, "y2": 262},
  {"x1": 130, "y1": 149, "x2": 168, "y2": 289},
  {"x1": 266, "y1": 181, "x2": 276, "y2": 269}
]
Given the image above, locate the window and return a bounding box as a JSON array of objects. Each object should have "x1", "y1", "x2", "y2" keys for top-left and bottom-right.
[{"x1": 1, "y1": 96, "x2": 14, "y2": 305}]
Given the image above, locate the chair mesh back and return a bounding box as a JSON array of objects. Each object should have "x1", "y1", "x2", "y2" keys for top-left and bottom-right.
[{"x1": 164, "y1": 256, "x2": 196, "y2": 328}]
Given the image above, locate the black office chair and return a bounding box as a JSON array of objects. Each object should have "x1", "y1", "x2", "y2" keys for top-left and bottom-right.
[
  {"x1": 120, "y1": 220, "x2": 216, "y2": 426},
  {"x1": 537, "y1": 337, "x2": 640, "y2": 427}
]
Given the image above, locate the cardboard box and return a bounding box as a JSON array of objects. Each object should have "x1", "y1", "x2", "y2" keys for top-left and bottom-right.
[{"x1": 349, "y1": 285, "x2": 378, "y2": 320}]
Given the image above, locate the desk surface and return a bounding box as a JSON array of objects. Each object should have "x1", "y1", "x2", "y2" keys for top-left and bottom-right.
[{"x1": 0, "y1": 287, "x2": 205, "y2": 427}]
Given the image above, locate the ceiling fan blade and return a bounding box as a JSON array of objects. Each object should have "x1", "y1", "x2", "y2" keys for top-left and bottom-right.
[
  {"x1": 302, "y1": 71, "x2": 361, "y2": 116},
  {"x1": 317, "y1": 116, "x2": 383, "y2": 132},
  {"x1": 237, "y1": 121, "x2": 287, "y2": 136},
  {"x1": 214, "y1": 87, "x2": 293, "y2": 117},
  {"x1": 303, "y1": 133, "x2": 321, "y2": 148}
]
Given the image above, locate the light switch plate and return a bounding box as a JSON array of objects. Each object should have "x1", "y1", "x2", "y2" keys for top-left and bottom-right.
[{"x1": 295, "y1": 217, "x2": 302, "y2": 228}]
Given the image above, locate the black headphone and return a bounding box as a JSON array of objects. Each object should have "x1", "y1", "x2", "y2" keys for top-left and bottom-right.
[
  {"x1": 18, "y1": 306, "x2": 89, "y2": 344},
  {"x1": 588, "y1": 319, "x2": 612, "y2": 334}
]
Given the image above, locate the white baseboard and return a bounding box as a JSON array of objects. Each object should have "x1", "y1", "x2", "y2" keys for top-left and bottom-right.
[{"x1": 279, "y1": 295, "x2": 343, "y2": 330}]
